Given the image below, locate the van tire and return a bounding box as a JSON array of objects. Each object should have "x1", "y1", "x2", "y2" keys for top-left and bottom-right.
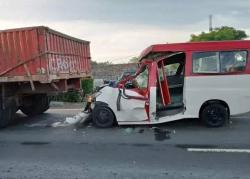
[
  {"x1": 201, "y1": 103, "x2": 228, "y2": 127},
  {"x1": 20, "y1": 94, "x2": 49, "y2": 116},
  {"x1": 92, "y1": 106, "x2": 115, "y2": 128}
]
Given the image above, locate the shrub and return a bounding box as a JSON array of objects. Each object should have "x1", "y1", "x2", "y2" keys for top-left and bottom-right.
[
  {"x1": 49, "y1": 78, "x2": 94, "y2": 103},
  {"x1": 81, "y1": 78, "x2": 94, "y2": 95},
  {"x1": 49, "y1": 91, "x2": 82, "y2": 103}
]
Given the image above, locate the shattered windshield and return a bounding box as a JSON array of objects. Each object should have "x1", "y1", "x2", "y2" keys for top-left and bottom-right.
[{"x1": 134, "y1": 66, "x2": 148, "y2": 88}]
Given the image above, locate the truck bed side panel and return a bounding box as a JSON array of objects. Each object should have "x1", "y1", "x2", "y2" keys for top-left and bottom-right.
[{"x1": 0, "y1": 28, "x2": 40, "y2": 77}]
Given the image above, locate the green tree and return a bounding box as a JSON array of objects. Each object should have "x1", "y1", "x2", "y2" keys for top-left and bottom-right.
[
  {"x1": 190, "y1": 26, "x2": 248, "y2": 42},
  {"x1": 81, "y1": 78, "x2": 94, "y2": 95}
]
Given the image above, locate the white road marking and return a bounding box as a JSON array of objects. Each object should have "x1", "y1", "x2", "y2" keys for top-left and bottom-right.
[
  {"x1": 232, "y1": 117, "x2": 250, "y2": 119},
  {"x1": 187, "y1": 148, "x2": 250, "y2": 153}
]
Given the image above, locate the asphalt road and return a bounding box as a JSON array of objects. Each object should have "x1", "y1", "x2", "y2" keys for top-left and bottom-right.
[{"x1": 0, "y1": 107, "x2": 250, "y2": 179}]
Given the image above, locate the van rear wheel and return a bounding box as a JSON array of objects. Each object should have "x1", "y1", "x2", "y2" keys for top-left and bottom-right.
[{"x1": 201, "y1": 103, "x2": 228, "y2": 127}]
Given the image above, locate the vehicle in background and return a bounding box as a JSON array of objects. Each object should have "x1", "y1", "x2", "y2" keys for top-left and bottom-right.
[
  {"x1": 94, "y1": 79, "x2": 105, "y2": 89},
  {"x1": 117, "y1": 70, "x2": 136, "y2": 82},
  {"x1": 0, "y1": 26, "x2": 91, "y2": 127},
  {"x1": 95, "y1": 70, "x2": 136, "y2": 88},
  {"x1": 114, "y1": 70, "x2": 136, "y2": 88},
  {"x1": 87, "y1": 40, "x2": 250, "y2": 128}
]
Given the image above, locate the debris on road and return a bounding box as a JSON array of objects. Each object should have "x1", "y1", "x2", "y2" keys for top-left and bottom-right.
[
  {"x1": 124, "y1": 128, "x2": 134, "y2": 134},
  {"x1": 123, "y1": 127, "x2": 147, "y2": 135},
  {"x1": 51, "y1": 112, "x2": 89, "y2": 127},
  {"x1": 152, "y1": 127, "x2": 171, "y2": 141},
  {"x1": 50, "y1": 122, "x2": 66, "y2": 127},
  {"x1": 66, "y1": 117, "x2": 81, "y2": 124},
  {"x1": 134, "y1": 128, "x2": 145, "y2": 134}
]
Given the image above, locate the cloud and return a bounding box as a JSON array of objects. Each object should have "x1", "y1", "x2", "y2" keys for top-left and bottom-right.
[
  {"x1": 0, "y1": 0, "x2": 250, "y2": 63},
  {"x1": 1, "y1": 0, "x2": 250, "y2": 27},
  {"x1": 0, "y1": 19, "x2": 198, "y2": 63}
]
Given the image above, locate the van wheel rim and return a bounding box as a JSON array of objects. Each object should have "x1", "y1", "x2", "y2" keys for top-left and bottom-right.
[{"x1": 208, "y1": 108, "x2": 223, "y2": 124}]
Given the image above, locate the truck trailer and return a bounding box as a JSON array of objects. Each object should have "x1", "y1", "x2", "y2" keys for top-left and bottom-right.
[{"x1": 0, "y1": 26, "x2": 91, "y2": 127}]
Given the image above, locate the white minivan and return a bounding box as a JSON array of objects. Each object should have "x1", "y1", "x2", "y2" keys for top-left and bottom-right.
[{"x1": 87, "y1": 40, "x2": 250, "y2": 128}]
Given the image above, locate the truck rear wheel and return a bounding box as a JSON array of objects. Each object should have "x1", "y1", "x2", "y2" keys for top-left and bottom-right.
[
  {"x1": 20, "y1": 94, "x2": 49, "y2": 116},
  {"x1": 0, "y1": 98, "x2": 16, "y2": 128},
  {"x1": 0, "y1": 106, "x2": 12, "y2": 128}
]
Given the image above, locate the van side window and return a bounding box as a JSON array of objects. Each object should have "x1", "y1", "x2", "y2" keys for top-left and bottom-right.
[
  {"x1": 193, "y1": 50, "x2": 247, "y2": 73},
  {"x1": 193, "y1": 52, "x2": 219, "y2": 73},
  {"x1": 165, "y1": 63, "x2": 180, "y2": 76},
  {"x1": 220, "y1": 51, "x2": 247, "y2": 72}
]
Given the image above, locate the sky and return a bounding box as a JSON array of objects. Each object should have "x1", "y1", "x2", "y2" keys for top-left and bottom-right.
[{"x1": 0, "y1": 0, "x2": 250, "y2": 63}]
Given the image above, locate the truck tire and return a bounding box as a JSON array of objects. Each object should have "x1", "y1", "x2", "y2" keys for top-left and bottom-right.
[
  {"x1": 92, "y1": 106, "x2": 115, "y2": 128},
  {"x1": 201, "y1": 103, "x2": 228, "y2": 127},
  {"x1": 0, "y1": 98, "x2": 16, "y2": 128},
  {"x1": 0, "y1": 106, "x2": 12, "y2": 128},
  {"x1": 20, "y1": 94, "x2": 49, "y2": 116}
]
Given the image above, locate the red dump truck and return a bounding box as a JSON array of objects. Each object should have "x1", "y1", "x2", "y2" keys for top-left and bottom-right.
[{"x1": 0, "y1": 26, "x2": 91, "y2": 127}]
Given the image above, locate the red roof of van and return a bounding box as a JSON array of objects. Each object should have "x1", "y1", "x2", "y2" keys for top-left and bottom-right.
[{"x1": 139, "y1": 40, "x2": 250, "y2": 60}]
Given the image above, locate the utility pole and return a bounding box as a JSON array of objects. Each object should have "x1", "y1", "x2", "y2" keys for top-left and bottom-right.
[{"x1": 209, "y1": 14, "x2": 213, "y2": 32}]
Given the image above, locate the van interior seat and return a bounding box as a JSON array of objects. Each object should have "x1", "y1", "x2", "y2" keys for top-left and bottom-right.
[
  {"x1": 157, "y1": 75, "x2": 184, "y2": 111},
  {"x1": 167, "y1": 75, "x2": 184, "y2": 87}
]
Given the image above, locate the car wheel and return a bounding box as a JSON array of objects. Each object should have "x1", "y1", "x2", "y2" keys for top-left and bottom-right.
[
  {"x1": 201, "y1": 103, "x2": 228, "y2": 127},
  {"x1": 92, "y1": 106, "x2": 115, "y2": 128}
]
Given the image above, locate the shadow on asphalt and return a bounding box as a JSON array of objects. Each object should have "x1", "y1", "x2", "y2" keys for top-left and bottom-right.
[
  {"x1": 7, "y1": 111, "x2": 235, "y2": 130},
  {"x1": 8, "y1": 112, "x2": 53, "y2": 128},
  {"x1": 8, "y1": 112, "x2": 31, "y2": 127},
  {"x1": 119, "y1": 118, "x2": 203, "y2": 129}
]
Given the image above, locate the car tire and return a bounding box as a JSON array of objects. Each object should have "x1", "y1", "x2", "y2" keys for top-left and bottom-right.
[
  {"x1": 92, "y1": 106, "x2": 115, "y2": 128},
  {"x1": 201, "y1": 103, "x2": 228, "y2": 127}
]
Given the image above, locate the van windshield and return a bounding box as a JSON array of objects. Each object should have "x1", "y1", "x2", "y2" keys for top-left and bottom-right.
[{"x1": 133, "y1": 67, "x2": 148, "y2": 88}]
